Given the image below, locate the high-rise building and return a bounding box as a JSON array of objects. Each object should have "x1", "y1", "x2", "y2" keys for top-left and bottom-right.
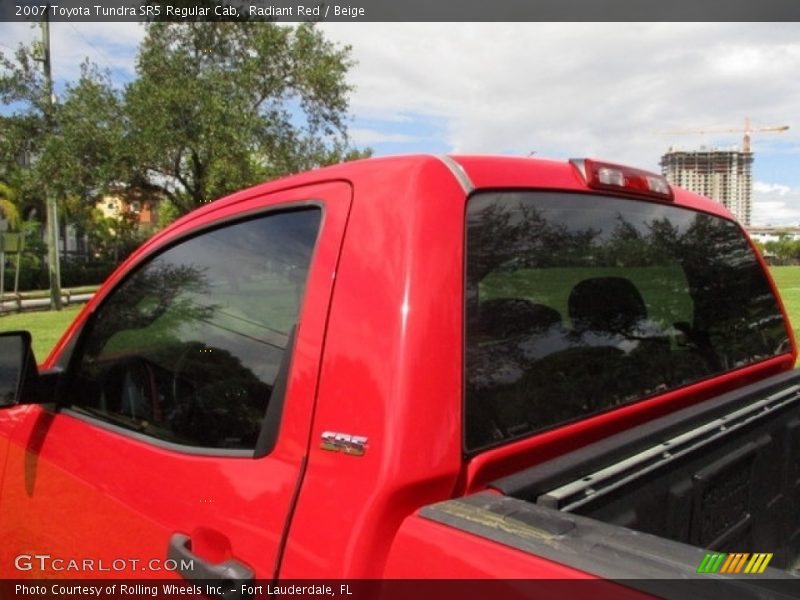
[{"x1": 660, "y1": 146, "x2": 753, "y2": 225}]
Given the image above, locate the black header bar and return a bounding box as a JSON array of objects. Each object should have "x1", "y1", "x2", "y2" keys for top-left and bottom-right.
[{"x1": 3, "y1": 0, "x2": 800, "y2": 23}]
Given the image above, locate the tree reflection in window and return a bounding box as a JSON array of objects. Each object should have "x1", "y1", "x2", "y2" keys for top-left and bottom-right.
[
  {"x1": 465, "y1": 193, "x2": 789, "y2": 451},
  {"x1": 70, "y1": 208, "x2": 321, "y2": 450}
]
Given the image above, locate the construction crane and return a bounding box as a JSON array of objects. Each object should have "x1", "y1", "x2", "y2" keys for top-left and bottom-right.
[{"x1": 658, "y1": 117, "x2": 789, "y2": 152}]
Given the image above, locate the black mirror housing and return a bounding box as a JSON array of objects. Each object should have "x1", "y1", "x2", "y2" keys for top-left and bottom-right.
[{"x1": 0, "y1": 330, "x2": 39, "y2": 406}]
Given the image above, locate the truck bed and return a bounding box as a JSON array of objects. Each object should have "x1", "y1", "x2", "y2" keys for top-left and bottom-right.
[
  {"x1": 490, "y1": 369, "x2": 800, "y2": 570},
  {"x1": 413, "y1": 372, "x2": 800, "y2": 595},
  {"x1": 420, "y1": 492, "x2": 799, "y2": 599}
]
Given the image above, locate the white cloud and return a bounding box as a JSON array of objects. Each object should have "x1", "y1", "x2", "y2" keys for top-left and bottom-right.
[
  {"x1": 52, "y1": 23, "x2": 144, "y2": 80},
  {"x1": 321, "y1": 23, "x2": 800, "y2": 174},
  {"x1": 755, "y1": 182, "x2": 792, "y2": 196},
  {"x1": 752, "y1": 181, "x2": 800, "y2": 226},
  {"x1": 349, "y1": 128, "x2": 420, "y2": 145},
  {"x1": 0, "y1": 22, "x2": 144, "y2": 83}
]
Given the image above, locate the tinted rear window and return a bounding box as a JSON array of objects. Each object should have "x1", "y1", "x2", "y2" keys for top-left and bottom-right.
[{"x1": 465, "y1": 192, "x2": 790, "y2": 452}]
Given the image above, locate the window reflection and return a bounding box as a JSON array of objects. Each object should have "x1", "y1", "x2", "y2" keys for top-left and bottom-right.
[
  {"x1": 70, "y1": 208, "x2": 321, "y2": 450},
  {"x1": 465, "y1": 193, "x2": 788, "y2": 451}
]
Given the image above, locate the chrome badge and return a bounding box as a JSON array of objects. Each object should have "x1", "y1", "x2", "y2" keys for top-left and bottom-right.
[{"x1": 320, "y1": 431, "x2": 368, "y2": 456}]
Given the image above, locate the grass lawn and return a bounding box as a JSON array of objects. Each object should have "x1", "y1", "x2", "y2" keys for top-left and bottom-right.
[
  {"x1": 769, "y1": 266, "x2": 800, "y2": 345},
  {"x1": 0, "y1": 305, "x2": 84, "y2": 360}
]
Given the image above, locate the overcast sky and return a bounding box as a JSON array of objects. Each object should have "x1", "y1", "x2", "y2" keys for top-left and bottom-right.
[{"x1": 1, "y1": 22, "x2": 798, "y2": 226}]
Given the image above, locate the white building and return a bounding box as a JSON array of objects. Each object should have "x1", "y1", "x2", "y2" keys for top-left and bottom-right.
[
  {"x1": 660, "y1": 146, "x2": 753, "y2": 226},
  {"x1": 747, "y1": 227, "x2": 800, "y2": 244}
]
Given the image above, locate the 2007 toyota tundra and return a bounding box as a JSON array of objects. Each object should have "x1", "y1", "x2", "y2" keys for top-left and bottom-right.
[{"x1": 1, "y1": 155, "x2": 799, "y2": 598}]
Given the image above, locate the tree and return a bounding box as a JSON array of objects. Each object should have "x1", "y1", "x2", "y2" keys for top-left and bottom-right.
[
  {"x1": 122, "y1": 22, "x2": 369, "y2": 214},
  {"x1": 43, "y1": 62, "x2": 126, "y2": 200},
  {"x1": 0, "y1": 42, "x2": 50, "y2": 218},
  {"x1": 0, "y1": 22, "x2": 368, "y2": 223},
  {"x1": 0, "y1": 45, "x2": 125, "y2": 222},
  {"x1": 764, "y1": 235, "x2": 800, "y2": 264},
  {"x1": 0, "y1": 182, "x2": 20, "y2": 229}
]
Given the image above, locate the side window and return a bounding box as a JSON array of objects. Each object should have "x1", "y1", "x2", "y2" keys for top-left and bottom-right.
[{"x1": 67, "y1": 207, "x2": 322, "y2": 451}]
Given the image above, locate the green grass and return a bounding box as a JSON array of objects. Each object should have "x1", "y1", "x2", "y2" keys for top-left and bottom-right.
[
  {"x1": 0, "y1": 305, "x2": 84, "y2": 360},
  {"x1": 769, "y1": 266, "x2": 800, "y2": 345},
  {"x1": 483, "y1": 265, "x2": 692, "y2": 331}
]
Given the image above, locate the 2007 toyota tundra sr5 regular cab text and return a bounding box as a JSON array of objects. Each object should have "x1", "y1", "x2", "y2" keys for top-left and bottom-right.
[{"x1": 1, "y1": 155, "x2": 799, "y2": 596}]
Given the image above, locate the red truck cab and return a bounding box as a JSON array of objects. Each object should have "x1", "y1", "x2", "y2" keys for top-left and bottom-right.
[{"x1": 0, "y1": 155, "x2": 796, "y2": 592}]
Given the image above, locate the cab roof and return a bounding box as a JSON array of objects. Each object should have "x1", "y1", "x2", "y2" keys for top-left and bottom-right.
[{"x1": 156, "y1": 154, "x2": 738, "y2": 247}]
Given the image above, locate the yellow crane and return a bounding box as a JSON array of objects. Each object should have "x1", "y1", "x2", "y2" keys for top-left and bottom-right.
[{"x1": 658, "y1": 117, "x2": 789, "y2": 152}]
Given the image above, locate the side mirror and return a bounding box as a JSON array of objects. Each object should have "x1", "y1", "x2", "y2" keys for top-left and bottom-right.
[{"x1": 0, "y1": 330, "x2": 38, "y2": 406}]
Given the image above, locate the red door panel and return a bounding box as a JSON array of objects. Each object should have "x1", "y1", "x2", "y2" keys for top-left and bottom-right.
[{"x1": 0, "y1": 181, "x2": 351, "y2": 580}]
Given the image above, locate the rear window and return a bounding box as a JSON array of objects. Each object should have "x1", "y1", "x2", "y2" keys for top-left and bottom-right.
[{"x1": 465, "y1": 191, "x2": 790, "y2": 452}]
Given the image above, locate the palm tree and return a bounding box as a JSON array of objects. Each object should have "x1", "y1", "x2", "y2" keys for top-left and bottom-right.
[
  {"x1": 0, "y1": 182, "x2": 23, "y2": 302},
  {"x1": 0, "y1": 182, "x2": 20, "y2": 230}
]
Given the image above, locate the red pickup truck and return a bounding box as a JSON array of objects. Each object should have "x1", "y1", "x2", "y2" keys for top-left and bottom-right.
[{"x1": 1, "y1": 155, "x2": 799, "y2": 596}]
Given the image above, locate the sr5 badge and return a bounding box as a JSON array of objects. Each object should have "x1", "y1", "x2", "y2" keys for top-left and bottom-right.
[{"x1": 321, "y1": 431, "x2": 368, "y2": 456}]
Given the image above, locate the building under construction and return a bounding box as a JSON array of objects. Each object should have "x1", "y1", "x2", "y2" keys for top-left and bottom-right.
[
  {"x1": 658, "y1": 120, "x2": 789, "y2": 227},
  {"x1": 660, "y1": 146, "x2": 754, "y2": 225}
]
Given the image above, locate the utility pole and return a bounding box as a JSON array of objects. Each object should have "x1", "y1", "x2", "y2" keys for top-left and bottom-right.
[{"x1": 39, "y1": 6, "x2": 62, "y2": 310}]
